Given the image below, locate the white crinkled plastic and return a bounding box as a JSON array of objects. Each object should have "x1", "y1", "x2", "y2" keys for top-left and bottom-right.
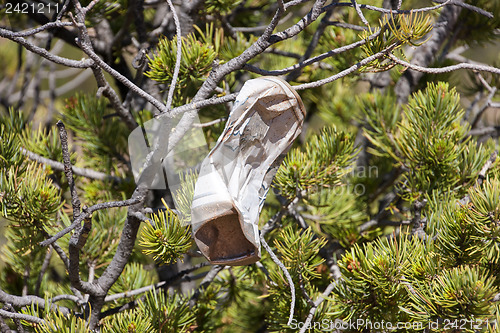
[{"x1": 191, "y1": 76, "x2": 306, "y2": 265}]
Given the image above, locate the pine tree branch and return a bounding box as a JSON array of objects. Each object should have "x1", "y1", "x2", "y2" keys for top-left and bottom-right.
[
  {"x1": 56, "y1": 121, "x2": 80, "y2": 219},
  {"x1": 50, "y1": 294, "x2": 85, "y2": 306},
  {"x1": 295, "y1": 43, "x2": 399, "y2": 90},
  {"x1": 164, "y1": 0, "x2": 181, "y2": 111},
  {"x1": 170, "y1": 93, "x2": 238, "y2": 116},
  {"x1": 21, "y1": 148, "x2": 122, "y2": 182},
  {"x1": 57, "y1": 119, "x2": 99, "y2": 296},
  {"x1": 0, "y1": 290, "x2": 70, "y2": 316},
  {"x1": 286, "y1": 3, "x2": 335, "y2": 81},
  {"x1": 35, "y1": 247, "x2": 53, "y2": 296},
  {"x1": 95, "y1": 186, "x2": 149, "y2": 324},
  {"x1": 40, "y1": 198, "x2": 143, "y2": 247},
  {"x1": 189, "y1": 265, "x2": 224, "y2": 306},
  {"x1": 5, "y1": 21, "x2": 74, "y2": 37},
  {"x1": 0, "y1": 28, "x2": 93, "y2": 69},
  {"x1": 431, "y1": 0, "x2": 493, "y2": 18},
  {"x1": 0, "y1": 308, "x2": 44, "y2": 325},
  {"x1": 103, "y1": 262, "x2": 209, "y2": 302},
  {"x1": 165, "y1": 0, "x2": 290, "y2": 153},
  {"x1": 67, "y1": 9, "x2": 140, "y2": 130},
  {"x1": 351, "y1": 0, "x2": 369, "y2": 26},
  {"x1": 261, "y1": 236, "x2": 296, "y2": 327},
  {"x1": 298, "y1": 282, "x2": 336, "y2": 333},
  {"x1": 393, "y1": 1, "x2": 462, "y2": 103},
  {"x1": 388, "y1": 53, "x2": 500, "y2": 76},
  {"x1": 99, "y1": 262, "x2": 209, "y2": 319}
]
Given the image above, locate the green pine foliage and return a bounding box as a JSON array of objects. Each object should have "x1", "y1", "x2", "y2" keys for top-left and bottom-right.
[
  {"x1": 138, "y1": 290, "x2": 196, "y2": 332},
  {"x1": 305, "y1": 186, "x2": 371, "y2": 247},
  {"x1": 204, "y1": 0, "x2": 242, "y2": 15},
  {"x1": 331, "y1": 234, "x2": 425, "y2": 323},
  {"x1": 364, "y1": 82, "x2": 490, "y2": 200},
  {"x1": 0, "y1": 162, "x2": 61, "y2": 228},
  {"x1": 146, "y1": 25, "x2": 222, "y2": 105},
  {"x1": 139, "y1": 209, "x2": 193, "y2": 265},
  {"x1": 274, "y1": 126, "x2": 356, "y2": 199},
  {"x1": 62, "y1": 94, "x2": 129, "y2": 167},
  {"x1": 267, "y1": 226, "x2": 330, "y2": 332}
]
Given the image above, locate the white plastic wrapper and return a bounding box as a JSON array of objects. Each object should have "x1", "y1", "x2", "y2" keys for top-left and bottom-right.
[
  {"x1": 128, "y1": 76, "x2": 305, "y2": 266},
  {"x1": 191, "y1": 77, "x2": 306, "y2": 265}
]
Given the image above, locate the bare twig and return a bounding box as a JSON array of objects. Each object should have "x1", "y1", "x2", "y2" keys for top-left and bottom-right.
[
  {"x1": 470, "y1": 86, "x2": 497, "y2": 129},
  {"x1": 245, "y1": 27, "x2": 380, "y2": 76},
  {"x1": 50, "y1": 242, "x2": 70, "y2": 270},
  {"x1": 468, "y1": 126, "x2": 500, "y2": 137},
  {"x1": 165, "y1": 0, "x2": 182, "y2": 111},
  {"x1": 68, "y1": 3, "x2": 157, "y2": 127},
  {"x1": 51, "y1": 294, "x2": 85, "y2": 305},
  {"x1": 0, "y1": 29, "x2": 93, "y2": 68},
  {"x1": 277, "y1": 0, "x2": 286, "y2": 12},
  {"x1": 323, "y1": 0, "x2": 452, "y2": 15},
  {"x1": 264, "y1": 48, "x2": 302, "y2": 59},
  {"x1": 6, "y1": 21, "x2": 73, "y2": 37},
  {"x1": 0, "y1": 289, "x2": 70, "y2": 316},
  {"x1": 21, "y1": 148, "x2": 122, "y2": 182},
  {"x1": 193, "y1": 117, "x2": 227, "y2": 128},
  {"x1": 261, "y1": 196, "x2": 301, "y2": 237},
  {"x1": 56, "y1": 121, "x2": 81, "y2": 219},
  {"x1": 431, "y1": 0, "x2": 493, "y2": 18},
  {"x1": 190, "y1": 265, "x2": 224, "y2": 305},
  {"x1": 57, "y1": 120, "x2": 101, "y2": 296},
  {"x1": 0, "y1": 309, "x2": 44, "y2": 325},
  {"x1": 298, "y1": 273, "x2": 314, "y2": 307},
  {"x1": 170, "y1": 93, "x2": 238, "y2": 116},
  {"x1": 351, "y1": 0, "x2": 369, "y2": 26},
  {"x1": 388, "y1": 53, "x2": 500, "y2": 76},
  {"x1": 40, "y1": 197, "x2": 143, "y2": 246},
  {"x1": 286, "y1": 5, "x2": 334, "y2": 81},
  {"x1": 261, "y1": 236, "x2": 295, "y2": 326},
  {"x1": 298, "y1": 282, "x2": 336, "y2": 333},
  {"x1": 477, "y1": 151, "x2": 498, "y2": 187},
  {"x1": 3, "y1": 304, "x2": 25, "y2": 333},
  {"x1": 295, "y1": 43, "x2": 398, "y2": 90},
  {"x1": 0, "y1": 316, "x2": 10, "y2": 332},
  {"x1": 35, "y1": 247, "x2": 53, "y2": 296},
  {"x1": 104, "y1": 262, "x2": 209, "y2": 302},
  {"x1": 326, "y1": 21, "x2": 368, "y2": 31}
]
